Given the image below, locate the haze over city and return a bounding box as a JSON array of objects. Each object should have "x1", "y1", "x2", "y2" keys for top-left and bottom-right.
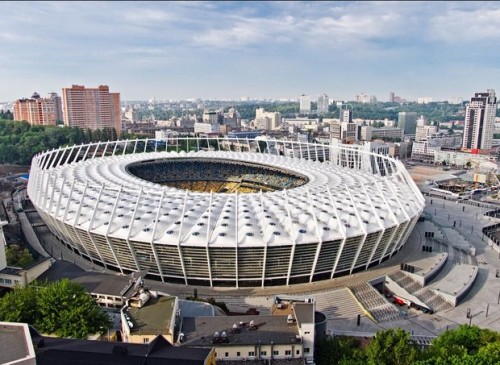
[{"x1": 2, "y1": 1, "x2": 500, "y2": 102}]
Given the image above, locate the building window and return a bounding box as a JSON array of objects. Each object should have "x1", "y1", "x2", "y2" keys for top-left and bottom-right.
[
  {"x1": 273, "y1": 350, "x2": 279, "y2": 356},
  {"x1": 5, "y1": 279, "x2": 12, "y2": 284},
  {"x1": 225, "y1": 352, "x2": 229, "y2": 357},
  {"x1": 304, "y1": 348, "x2": 310, "y2": 353},
  {"x1": 248, "y1": 351, "x2": 255, "y2": 357},
  {"x1": 237, "y1": 352, "x2": 240, "y2": 357},
  {"x1": 285, "y1": 350, "x2": 291, "y2": 356},
  {"x1": 143, "y1": 338, "x2": 149, "y2": 343},
  {"x1": 260, "y1": 351, "x2": 267, "y2": 356},
  {"x1": 305, "y1": 331, "x2": 310, "y2": 334},
  {"x1": 296, "y1": 349, "x2": 300, "y2": 355}
]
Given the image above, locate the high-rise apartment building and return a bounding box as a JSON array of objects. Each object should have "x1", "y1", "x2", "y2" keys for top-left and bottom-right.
[
  {"x1": 13, "y1": 92, "x2": 61, "y2": 126},
  {"x1": 339, "y1": 105, "x2": 353, "y2": 123},
  {"x1": 389, "y1": 92, "x2": 395, "y2": 103},
  {"x1": 62, "y1": 85, "x2": 121, "y2": 133},
  {"x1": 317, "y1": 94, "x2": 329, "y2": 114},
  {"x1": 398, "y1": 112, "x2": 417, "y2": 135},
  {"x1": 462, "y1": 89, "x2": 497, "y2": 151},
  {"x1": 49, "y1": 92, "x2": 63, "y2": 122},
  {"x1": 299, "y1": 95, "x2": 311, "y2": 114}
]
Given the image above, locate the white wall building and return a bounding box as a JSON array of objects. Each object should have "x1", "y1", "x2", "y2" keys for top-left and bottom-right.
[
  {"x1": 299, "y1": 95, "x2": 311, "y2": 114},
  {"x1": 194, "y1": 122, "x2": 220, "y2": 134},
  {"x1": 317, "y1": 93, "x2": 329, "y2": 114},
  {"x1": 415, "y1": 125, "x2": 438, "y2": 141}
]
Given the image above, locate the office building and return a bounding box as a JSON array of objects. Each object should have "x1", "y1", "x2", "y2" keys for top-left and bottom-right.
[
  {"x1": 317, "y1": 93, "x2": 329, "y2": 114},
  {"x1": 398, "y1": 112, "x2": 417, "y2": 135},
  {"x1": 13, "y1": 92, "x2": 62, "y2": 126},
  {"x1": 462, "y1": 89, "x2": 497, "y2": 151},
  {"x1": 299, "y1": 95, "x2": 311, "y2": 114},
  {"x1": 61, "y1": 85, "x2": 121, "y2": 133}
]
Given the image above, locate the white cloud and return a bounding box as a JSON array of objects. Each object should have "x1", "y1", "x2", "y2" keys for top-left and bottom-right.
[{"x1": 430, "y1": 8, "x2": 500, "y2": 43}]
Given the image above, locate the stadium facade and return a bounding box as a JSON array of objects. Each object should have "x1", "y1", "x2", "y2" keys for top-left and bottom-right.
[{"x1": 27, "y1": 138, "x2": 425, "y2": 287}]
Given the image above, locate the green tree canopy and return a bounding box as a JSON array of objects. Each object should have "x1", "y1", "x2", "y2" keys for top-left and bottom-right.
[
  {"x1": 366, "y1": 328, "x2": 419, "y2": 365},
  {"x1": 5, "y1": 244, "x2": 34, "y2": 268},
  {"x1": 0, "y1": 279, "x2": 110, "y2": 338}
]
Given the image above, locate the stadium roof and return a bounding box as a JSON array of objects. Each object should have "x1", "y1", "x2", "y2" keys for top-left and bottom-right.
[{"x1": 35, "y1": 149, "x2": 422, "y2": 248}]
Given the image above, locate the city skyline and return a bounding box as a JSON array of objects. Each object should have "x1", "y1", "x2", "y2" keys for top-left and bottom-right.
[{"x1": 1, "y1": 1, "x2": 500, "y2": 102}]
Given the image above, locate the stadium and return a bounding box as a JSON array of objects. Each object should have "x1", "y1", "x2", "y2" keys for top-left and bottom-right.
[{"x1": 27, "y1": 137, "x2": 425, "y2": 287}]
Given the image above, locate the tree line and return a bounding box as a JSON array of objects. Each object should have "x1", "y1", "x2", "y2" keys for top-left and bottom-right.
[
  {"x1": 0, "y1": 119, "x2": 136, "y2": 165},
  {"x1": 316, "y1": 326, "x2": 500, "y2": 365}
]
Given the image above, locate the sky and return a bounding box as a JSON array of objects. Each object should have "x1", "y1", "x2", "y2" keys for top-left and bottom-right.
[{"x1": 1, "y1": 1, "x2": 500, "y2": 102}]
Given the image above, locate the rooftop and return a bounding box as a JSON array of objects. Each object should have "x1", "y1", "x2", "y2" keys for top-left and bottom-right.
[
  {"x1": 181, "y1": 315, "x2": 300, "y2": 346},
  {"x1": 128, "y1": 296, "x2": 176, "y2": 336},
  {"x1": 293, "y1": 302, "x2": 314, "y2": 326},
  {"x1": 0, "y1": 322, "x2": 35, "y2": 365},
  {"x1": 33, "y1": 333, "x2": 210, "y2": 365},
  {"x1": 38, "y1": 260, "x2": 136, "y2": 298}
]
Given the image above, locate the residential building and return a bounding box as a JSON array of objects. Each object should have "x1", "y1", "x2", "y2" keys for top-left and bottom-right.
[
  {"x1": 416, "y1": 115, "x2": 427, "y2": 127},
  {"x1": 125, "y1": 106, "x2": 140, "y2": 123},
  {"x1": 61, "y1": 85, "x2": 121, "y2": 133},
  {"x1": 462, "y1": 89, "x2": 497, "y2": 151},
  {"x1": 202, "y1": 110, "x2": 222, "y2": 124},
  {"x1": 434, "y1": 150, "x2": 497, "y2": 168},
  {"x1": 299, "y1": 95, "x2": 311, "y2": 114},
  {"x1": 122, "y1": 293, "x2": 179, "y2": 345},
  {"x1": 180, "y1": 299, "x2": 316, "y2": 364},
  {"x1": 331, "y1": 121, "x2": 358, "y2": 143},
  {"x1": 388, "y1": 142, "x2": 411, "y2": 159},
  {"x1": 317, "y1": 93, "x2": 329, "y2": 114},
  {"x1": 398, "y1": 112, "x2": 418, "y2": 135},
  {"x1": 13, "y1": 92, "x2": 61, "y2": 126},
  {"x1": 416, "y1": 125, "x2": 438, "y2": 141},
  {"x1": 389, "y1": 91, "x2": 395, "y2": 103},
  {"x1": 0, "y1": 322, "x2": 215, "y2": 365},
  {"x1": 355, "y1": 93, "x2": 377, "y2": 104},
  {"x1": 223, "y1": 107, "x2": 241, "y2": 128},
  {"x1": 339, "y1": 107, "x2": 353, "y2": 123},
  {"x1": 194, "y1": 122, "x2": 220, "y2": 135},
  {"x1": 360, "y1": 126, "x2": 403, "y2": 141},
  {"x1": 411, "y1": 141, "x2": 439, "y2": 162},
  {"x1": 49, "y1": 92, "x2": 63, "y2": 122},
  {"x1": 417, "y1": 97, "x2": 433, "y2": 104},
  {"x1": 255, "y1": 108, "x2": 281, "y2": 130},
  {"x1": 448, "y1": 97, "x2": 463, "y2": 105}
]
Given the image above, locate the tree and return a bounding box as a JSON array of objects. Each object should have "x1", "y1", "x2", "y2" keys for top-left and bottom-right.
[
  {"x1": 0, "y1": 279, "x2": 110, "y2": 339},
  {"x1": 366, "y1": 329, "x2": 420, "y2": 365},
  {"x1": 5, "y1": 244, "x2": 34, "y2": 268},
  {"x1": 316, "y1": 336, "x2": 365, "y2": 365},
  {"x1": 421, "y1": 325, "x2": 499, "y2": 363},
  {"x1": 0, "y1": 284, "x2": 38, "y2": 324}
]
